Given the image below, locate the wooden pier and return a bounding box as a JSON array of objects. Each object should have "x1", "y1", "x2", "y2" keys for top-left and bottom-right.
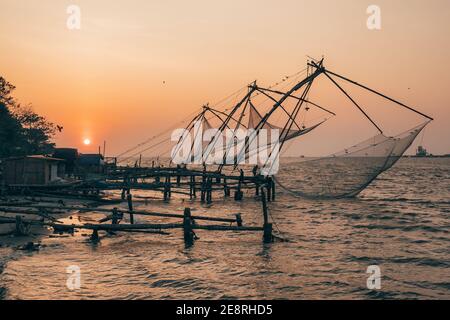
[
  {"x1": 3, "y1": 165, "x2": 277, "y2": 204},
  {"x1": 0, "y1": 166, "x2": 277, "y2": 245}
]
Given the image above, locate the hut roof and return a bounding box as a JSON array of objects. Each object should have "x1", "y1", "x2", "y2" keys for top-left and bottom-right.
[{"x1": 5, "y1": 155, "x2": 65, "y2": 162}]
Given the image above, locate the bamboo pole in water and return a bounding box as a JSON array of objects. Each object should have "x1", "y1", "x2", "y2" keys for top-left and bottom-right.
[
  {"x1": 0, "y1": 205, "x2": 238, "y2": 223},
  {"x1": 260, "y1": 187, "x2": 274, "y2": 243},
  {"x1": 0, "y1": 217, "x2": 263, "y2": 232}
]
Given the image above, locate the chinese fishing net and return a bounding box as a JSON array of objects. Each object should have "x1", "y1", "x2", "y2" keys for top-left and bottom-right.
[{"x1": 274, "y1": 121, "x2": 429, "y2": 199}]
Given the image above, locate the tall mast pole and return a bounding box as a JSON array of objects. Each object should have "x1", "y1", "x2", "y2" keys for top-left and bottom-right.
[
  {"x1": 169, "y1": 109, "x2": 205, "y2": 166},
  {"x1": 324, "y1": 69, "x2": 433, "y2": 121},
  {"x1": 202, "y1": 83, "x2": 257, "y2": 170},
  {"x1": 237, "y1": 60, "x2": 325, "y2": 170}
]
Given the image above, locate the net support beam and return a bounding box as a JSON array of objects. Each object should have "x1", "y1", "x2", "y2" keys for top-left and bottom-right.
[
  {"x1": 324, "y1": 69, "x2": 434, "y2": 121},
  {"x1": 323, "y1": 71, "x2": 384, "y2": 134}
]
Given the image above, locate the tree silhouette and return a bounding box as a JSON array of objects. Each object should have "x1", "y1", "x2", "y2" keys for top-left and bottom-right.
[{"x1": 0, "y1": 76, "x2": 58, "y2": 157}]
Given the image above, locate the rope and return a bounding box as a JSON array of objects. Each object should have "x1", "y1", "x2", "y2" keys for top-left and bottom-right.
[
  {"x1": 116, "y1": 106, "x2": 203, "y2": 159},
  {"x1": 116, "y1": 66, "x2": 308, "y2": 163}
]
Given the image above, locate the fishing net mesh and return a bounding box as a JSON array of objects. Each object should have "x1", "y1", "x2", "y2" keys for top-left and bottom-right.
[{"x1": 275, "y1": 122, "x2": 428, "y2": 199}]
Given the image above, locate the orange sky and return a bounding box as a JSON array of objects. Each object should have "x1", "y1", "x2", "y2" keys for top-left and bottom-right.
[{"x1": 1, "y1": 0, "x2": 449, "y2": 156}]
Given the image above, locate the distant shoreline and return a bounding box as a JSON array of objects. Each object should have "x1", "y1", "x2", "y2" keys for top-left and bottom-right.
[
  {"x1": 405, "y1": 155, "x2": 450, "y2": 158},
  {"x1": 279, "y1": 155, "x2": 450, "y2": 159}
]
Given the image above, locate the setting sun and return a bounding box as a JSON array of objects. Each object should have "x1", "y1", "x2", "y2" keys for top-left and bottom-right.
[{"x1": 83, "y1": 138, "x2": 91, "y2": 146}]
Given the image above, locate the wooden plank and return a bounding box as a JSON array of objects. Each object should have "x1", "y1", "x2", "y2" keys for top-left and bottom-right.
[{"x1": 2, "y1": 205, "x2": 238, "y2": 223}]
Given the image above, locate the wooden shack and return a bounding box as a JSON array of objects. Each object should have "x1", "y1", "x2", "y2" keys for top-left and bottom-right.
[
  {"x1": 3, "y1": 155, "x2": 65, "y2": 186},
  {"x1": 76, "y1": 154, "x2": 105, "y2": 174},
  {"x1": 53, "y1": 148, "x2": 78, "y2": 175}
]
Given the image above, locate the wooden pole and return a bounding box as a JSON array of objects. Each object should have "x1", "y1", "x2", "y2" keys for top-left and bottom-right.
[
  {"x1": 163, "y1": 181, "x2": 170, "y2": 201},
  {"x1": 193, "y1": 225, "x2": 262, "y2": 231},
  {"x1": 267, "y1": 178, "x2": 272, "y2": 202},
  {"x1": 127, "y1": 194, "x2": 134, "y2": 224},
  {"x1": 263, "y1": 222, "x2": 273, "y2": 243},
  {"x1": 261, "y1": 188, "x2": 268, "y2": 225},
  {"x1": 206, "y1": 178, "x2": 212, "y2": 204},
  {"x1": 15, "y1": 215, "x2": 29, "y2": 236},
  {"x1": 176, "y1": 167, "x2": 181, "y2": 186},
  {"x1": 200, "y1": 180, "x2": 206, "y2": 203},
  {"x1": 234, "y1": 183, "x2": 243, "y2": 201},
  {"x1": 235, "y1": 170, "x2": 244, "y2": 200},
  {"x1": 167, "y1": 176, "x2": 172, "y2": 199},
  {"x1": 106, "y1": 207, "x2": 119, "y2": 235},
  {"x1": 11, "y1": 205, "x2": 237, "y2": 223},
  {"x1": 271, "y1": 178, "x2": 276, "y2": 201},
  {"x1": 90, "y1": 229, "x2": 99, "y2": 242},
  {"x1": 1, "y1": 216, "x2": 265, "y2": 235},
  {"x1": 183, "y1": 207, "x2": 194, "y2": 246},
  {"x1": 260, "y1": 187, "x2": 273, "y2": 243},
  {"x1": 235, "y1": 213, "x2": 243, "y2": 227},
  {"x1": 103, "y1": 207, "x2": 122, "y2": 224},
  {"x1": 223, "y1": 178, "x2": 229, "y2": 197}
]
